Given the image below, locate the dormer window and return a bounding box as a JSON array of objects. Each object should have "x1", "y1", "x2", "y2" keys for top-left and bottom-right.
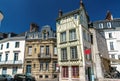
[
  {"x1": 42, "y1": 30, "x2": 48, "y2": 40},
  {"x1": 43, "y1": 33, "x2": 47, "y2": 39},
  {"x1": 99, "y1": 23, "x2": 103, "y2": 29},
  {"x1": 74, "y1": 14, "x2": 78, "y2": 19},
  {"x1": 107, "y1": 22, "x2": 111, "y2": 28}
]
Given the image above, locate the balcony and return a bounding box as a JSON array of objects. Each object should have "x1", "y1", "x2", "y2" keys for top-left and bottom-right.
[
  {"x1": 38, "y1": 53, "x2": 51, "y2": 59},
  {"x1": 0, "y1": 60, "x2": 22, "y2": 65}
]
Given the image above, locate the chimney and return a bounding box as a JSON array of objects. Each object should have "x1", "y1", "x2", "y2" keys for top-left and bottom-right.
[
  {"x1": 105, "y1": 10, "x2": 113, "y2": 20},
  {"x1": 30, "y1": 23, "x2": 39, "y2": 32},
  {"x1": 80, "y1": 0, "x2": 84, "y2": 9},
  {"x1": 59, "y1": 9, "x2": 63, "y2": 17}
]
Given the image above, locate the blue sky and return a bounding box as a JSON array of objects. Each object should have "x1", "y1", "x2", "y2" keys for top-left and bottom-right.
[{"x1": 0, "y1": 0, "x2": 120, "y2": 34}]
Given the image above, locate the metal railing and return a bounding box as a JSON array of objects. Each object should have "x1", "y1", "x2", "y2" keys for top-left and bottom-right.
[
  {"x1": 38, "y1": 53, "x2": 51, "y2": 59},
  {"x1": 0, "y1": 60, "x2": 22, "y2": 65}
]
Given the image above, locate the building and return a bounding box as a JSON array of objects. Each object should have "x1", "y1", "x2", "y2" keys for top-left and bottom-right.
[
  {"x1": 24, "y1": 23, "x2": 58, "y2": 81},
  {"x1": 56, "y1": 1, "x2": 93, "y2": 81},
  {"x1": 93, "y1": 11, "x2": 120, "y2": 72},
  {"x1": 89, "y1": 27, "x2": 110, "y2": 79},
  {"x1": 0, "y1": 33, "x2": 25, "y2": 76}
]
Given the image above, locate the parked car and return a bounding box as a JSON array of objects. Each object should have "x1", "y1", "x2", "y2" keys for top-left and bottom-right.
[
  {"x1": 2, "y1": 74, "x2": 13, "y2": 81},
  {"x1": 0, "y1": 75, "x2": 7, "y2": 81},
  {"x1": 13, "y1": 74, "x2": 35, "y2": 81}
]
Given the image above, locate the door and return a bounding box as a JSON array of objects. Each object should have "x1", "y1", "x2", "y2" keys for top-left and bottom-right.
[
  {"x1": 26, "y1": 65, "x2": 31, "y2": 75},
  {"x1": 2, "y1": 67, "x2": 7, "y2": 74},
  {"x1": 87, "y1": 67, "x2": 92, "y2": 81}
]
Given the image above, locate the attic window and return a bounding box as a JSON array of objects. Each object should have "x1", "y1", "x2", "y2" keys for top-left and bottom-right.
[
  {"x1": 99, "y1": 23, "x2": 103, "y2": 29},
  {"x1": 74, "y1": 14, "x2": 78, "y2": 19},
  {"x1": 107, "y1": 22, "x2": 111, "y2": 28}
]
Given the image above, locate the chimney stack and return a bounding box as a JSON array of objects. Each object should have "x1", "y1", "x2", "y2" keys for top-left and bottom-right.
[
  {"x1": 59, "y1": 9, "x2": 63, "y2": 17},
  {"x1": 30, "y1": 23, "x2": 39, "y2": 32}
]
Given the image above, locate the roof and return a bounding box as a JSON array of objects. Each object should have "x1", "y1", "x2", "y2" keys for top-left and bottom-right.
[{"x1": 56, "y1": 9, "x2": 80, "y2": 20}]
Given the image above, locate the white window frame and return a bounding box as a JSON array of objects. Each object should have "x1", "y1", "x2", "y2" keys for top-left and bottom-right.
[
  {"x1": 99, "y1": 23, "x2": 103, "y2": 29},
  {"x1": 107, "y1": 22, "x2": 111, "y2": 28},
  {"x1": 69, "y1": 29, "x2": 76, "y2": 41},
  {"x1": 60, "y1": 32, "x2": 66, "y2": 42},
  {"x1": 28, "y1": 46, "x2": 32, "y2": 55},
  {"x1": 70, "y1": 46, "x2": 78, "y2": 59}
]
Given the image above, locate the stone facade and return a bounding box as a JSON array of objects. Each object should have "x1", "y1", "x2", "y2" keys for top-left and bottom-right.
[{"x1": 23, "y1": 24, "x2": 58, "y2": 81}]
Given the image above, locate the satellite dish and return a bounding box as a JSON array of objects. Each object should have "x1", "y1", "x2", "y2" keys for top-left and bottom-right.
[{"x1": 0, "y1": 11, "x2": 4, "y2": 21}]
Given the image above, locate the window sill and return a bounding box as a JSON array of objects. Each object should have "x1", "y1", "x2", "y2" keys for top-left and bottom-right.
[
  {"x1": 69, "y1": 39, "x2": 77, "y2": 42},
  {"x1": 70, "y1": 59, "x2": 79, "y2": 61},
  {"x1": 60, "y1": 60, "x2": 68, "y2": 62},
  {"x1": 60, "y1": 41, "x2": 67, "y2": 44}
]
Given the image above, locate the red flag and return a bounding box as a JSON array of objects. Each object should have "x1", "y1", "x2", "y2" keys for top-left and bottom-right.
[{"x1": 84, "y1": 48, "x2": 91, "y2": 55}]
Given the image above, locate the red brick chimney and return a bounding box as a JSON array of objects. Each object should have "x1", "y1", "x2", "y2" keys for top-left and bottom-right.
[{"x1": 105, "y1": 10, "x2": 113, "y2": 20}]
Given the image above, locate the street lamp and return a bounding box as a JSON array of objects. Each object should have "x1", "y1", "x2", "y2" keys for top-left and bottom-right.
[
  {"x1": 0, "y1": 11, "x2": 4, "y2": 21},
  {"x1": 0, "y1": 11, "x2": 4, "y2": 31}
]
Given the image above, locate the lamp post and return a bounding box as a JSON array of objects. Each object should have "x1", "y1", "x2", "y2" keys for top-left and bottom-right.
[
  {"x1": 0, "y1": 11, "x2": 4, "y2": 26},
  {"x1": 0, "y1": 11, "x2": 3, "y2": 20}
]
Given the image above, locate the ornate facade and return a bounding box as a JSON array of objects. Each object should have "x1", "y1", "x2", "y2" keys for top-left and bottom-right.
[{"x1": 23, "y1": 23, "x2": 58, "y2": 81}]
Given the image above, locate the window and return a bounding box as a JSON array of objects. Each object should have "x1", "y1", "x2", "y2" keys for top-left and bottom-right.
[
  {"x1": 91, "y1": 35, "x2": 93, "y2": 44},
  {"x1": 15, "y1": 42, "x2": 19, "y2": 48},
  {"x1": 45, "y1": 75, "x2": 48, "y2": 78},
  {"x1": 62, "y1": 66, "x2": 68, "y2": 78},
  {"x1": 74, "y1": 14, "x2": 77, "y2": 19},
  {"x1": 53, "y1": 61, "x2": 57, "y2": 71},
  {"x1": 34, "y1": 48, "x2": 36, "y2": 53},
  {"x1": 14, "y1": 53, "x2": 18, "y2": 61},
  {"x1": 69, "y1": 29, "x2": 76, "y2": 41},
  {"x1": 108, "y1": 33, "x2": 112, "y2": 38},
  {"x1": 111, "y1": 54, "x2": 115, "y2": 63},
  {"x1": 60, "y1": 32, "x2": 66, "y2": 42},
  {"x1": 40, "y1": 46, "x2": 44, "y2": 54},
  {"x1": 110, "y1": 42, "x2": 114, "y2": 50},
  {"x1": 6, "y1": 43, "x2": 9, "y2": 48},
  {"x1": 54, "y1": 46, "x2": 57, "y2": 55},
  {"x1": 12, "y1": 67, "x2": 17, "y2": 74},
  {"x1": 5, "y1": 54, "x2": 8, "y2": 61},
  {"x1": 43, "y1": 33, "x2": 47, "y2": 39},
  {"x1": 39, "y1": 75, "x2": 43, "y2": 78},
  {"x1": 83, "y1": 30, "x2": 86, "y2": 40},
  {"x1": 1, "y1": 44, "x2": 3, "y2": 50},
  {"x1": 57, "y1": 20, "x2": 60, "y2": 25},
  {"x1": 111, "y1": 54, "x2": 115, "y2": 58},
  {"x1": 40, "y1": 62, "x2": 43, "y2": 71},
  {"x1": 70, "y1": 46, "x2": 78, "y2": 59},
  {"x1": 72, "y1": 66, "x2": 79, "y2": 78},
  {"x1": 0, "y1": 54, "x2": 2, "y2": 62},
  {"x1": 118, "y1": 55, "x2": 120, "y2": 60},
  {"x1": 61, "y1": 48, "x2": 67, "y2": 60},
  {"x1": 45, "y1": 62, "x2": 49, "y2": 71},
  {"x1": 99, "y1": 23, "x2": 103, "y2": 29},
  {"x1": 28, "y1": 46, "x2": 32, "y2": 55},
  {"x1": 107, "y1": 22, "x2": 111, "y2": 28},
  {"x1": 46, "y1": 46, "x2": 49, "y2": 55},
  {"x1": 53, "y1": 75, "x2": 57, "y2": 78}
]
